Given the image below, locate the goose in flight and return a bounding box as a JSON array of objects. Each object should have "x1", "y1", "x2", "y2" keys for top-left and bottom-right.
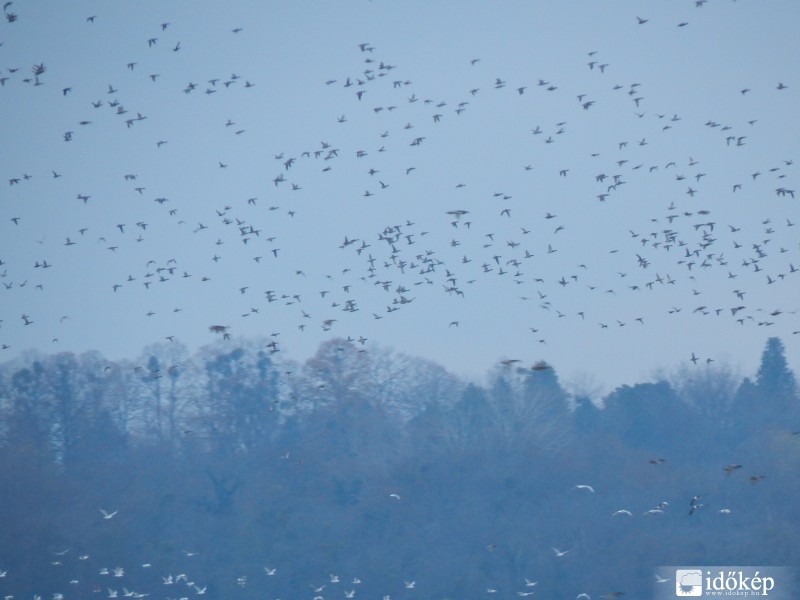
[
  {"x1": 500, "y1": 359, "x2": 521, "y2": 366},
  {"x1": 724, "y1": 464, "x2": 742, "y2": 475}
]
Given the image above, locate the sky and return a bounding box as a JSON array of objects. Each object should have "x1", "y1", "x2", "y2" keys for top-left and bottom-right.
[{"x1": 1, "y1": 0, "x2": 798, "y2": 394}]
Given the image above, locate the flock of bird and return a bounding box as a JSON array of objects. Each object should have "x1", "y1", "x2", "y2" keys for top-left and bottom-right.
[
  {"x1": 0, "y1": 2, "x2": 798, "y2": 594},
  {"x1": 0, "y1": 459, "x2": 768, "y2": 600},
  {"x1": 1, "y1": 536, "x2": 517, "y2": 600},
  {"x1": 1, "y1": 1, "x2": 798, "y2": 385}
]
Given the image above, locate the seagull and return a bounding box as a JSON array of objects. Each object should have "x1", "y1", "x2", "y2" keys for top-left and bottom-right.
[
  {"x1": 612, "y1": 509, "x2": 632, "y2": 516},
  {"x1": 552, "y1": 547, "x2": 569, "y2": 557},
  {"x1": 99, "y1": 508, "x2": 118, "y2": 519},
  {"x1": 573, "y1": 484, "x2": 595, "y2": 493}
]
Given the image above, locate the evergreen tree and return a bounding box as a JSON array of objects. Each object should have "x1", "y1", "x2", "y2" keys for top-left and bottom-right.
[
  {"x1": 755, "y1": 337, "x2": 796, "y2": 399},
  {"x1": 752, "y1": 337, "x2": 798, "y2": 424}
]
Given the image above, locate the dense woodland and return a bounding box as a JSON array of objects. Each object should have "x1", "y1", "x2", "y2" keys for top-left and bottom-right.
[{"x1": 0, "y1": 336, "x2": 798, "y2": 599}]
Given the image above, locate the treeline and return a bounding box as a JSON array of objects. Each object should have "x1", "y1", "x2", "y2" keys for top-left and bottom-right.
[{"x1": 0, "y1": 337, "x2": 798, "y2": 599}]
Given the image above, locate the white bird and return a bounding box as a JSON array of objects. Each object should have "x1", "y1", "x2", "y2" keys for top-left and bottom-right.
[
  {"x1": 577, "y1": 594, "x2": 592, "y2": 600},
  {"x1": 524, "y1": 578, "x2": 538, "y2": 587},
  {"x1": 612, "y1": 509, "x2": 632, "y2": 516},
  {"x1": 404, "y1": 581, "x2": 415, "y2": 589},
  {"x1": 264, "y1": 567, "x2": 277, "y2": 576},
  {"x1": 655, "y1": 574, "x2": 670, "y2": 584},
  {"x1": 345, "y1": 591, "x2": 356, "y2": 598},
  {"x1": 573, "y1": 484, "x2": 595, "y2": 492},
  {"x1": 99, "y1": 508, "x2": 118, "y2": 519},
  {"x1": 552, "y1": 547, "x2": 569, "y2": 557},
  {"x1": 389, "y1": 493, "x2": 401, "y2": 500}
]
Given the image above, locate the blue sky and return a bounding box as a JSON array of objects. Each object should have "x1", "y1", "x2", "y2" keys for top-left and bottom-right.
[{"x1": 1, "y1": 0, "x2": 798, "y2": 394}]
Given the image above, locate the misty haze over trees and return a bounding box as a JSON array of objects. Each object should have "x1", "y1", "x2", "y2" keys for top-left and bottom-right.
[{"x1": 0, "y1": 337, "x2": 798, "y2": 599}]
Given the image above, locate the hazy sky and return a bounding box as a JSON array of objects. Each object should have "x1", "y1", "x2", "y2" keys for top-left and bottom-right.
[{"x1": 1, "y1": 0, "x2": 798, "y2": 393}]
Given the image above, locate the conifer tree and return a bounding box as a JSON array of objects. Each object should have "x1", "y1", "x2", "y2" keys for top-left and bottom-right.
[{"x1": 755, "y1": 337, "x2": 796, "y2": 400}]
